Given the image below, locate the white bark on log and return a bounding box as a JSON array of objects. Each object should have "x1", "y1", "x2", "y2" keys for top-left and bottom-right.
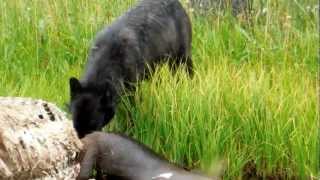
[{"x1": 0, "y1": 97, "x2": 83, "y2": 180}]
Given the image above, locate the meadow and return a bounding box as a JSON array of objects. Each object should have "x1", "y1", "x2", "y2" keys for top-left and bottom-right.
[{"x1": 0, "y1": 0, "x2": 318, "y2": 179}]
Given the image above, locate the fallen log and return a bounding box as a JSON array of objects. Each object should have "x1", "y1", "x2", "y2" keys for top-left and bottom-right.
[{"x1": 0, "y1": 97, "x2": 82, "y2": 180}]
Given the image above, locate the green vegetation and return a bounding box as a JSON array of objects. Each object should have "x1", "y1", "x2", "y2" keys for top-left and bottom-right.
[{"x1": 0, "y1": 0, "x2": 318, "y2": 179}]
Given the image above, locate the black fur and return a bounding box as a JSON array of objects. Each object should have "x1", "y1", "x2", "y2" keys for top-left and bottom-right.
[{"x1": 69, "y1": 0, "x2": 193, "y2": 138}]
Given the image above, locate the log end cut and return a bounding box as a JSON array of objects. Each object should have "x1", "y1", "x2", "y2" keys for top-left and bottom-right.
[{"x1": 0, "y1": 97, "x2": 82, "y2": 180}]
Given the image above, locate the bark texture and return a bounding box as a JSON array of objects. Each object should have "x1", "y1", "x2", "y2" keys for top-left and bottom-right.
[{"x1": 0, "y1": 97, "x2": 82, "y2": 180}]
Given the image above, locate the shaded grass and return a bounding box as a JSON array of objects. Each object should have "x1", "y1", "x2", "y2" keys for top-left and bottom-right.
[{"x1": 0, "y1": 0, "x2": 318, "y2": 179}]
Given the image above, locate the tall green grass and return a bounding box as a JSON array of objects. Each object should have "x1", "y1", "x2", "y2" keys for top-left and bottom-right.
[{"x1": 0, "y1": 0, "x2": 318, "y2": 179}]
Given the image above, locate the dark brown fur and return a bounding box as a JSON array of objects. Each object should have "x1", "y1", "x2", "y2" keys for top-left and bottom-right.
[{"x1": 76, "y1": 132, "x2": 218, "y2": 180}]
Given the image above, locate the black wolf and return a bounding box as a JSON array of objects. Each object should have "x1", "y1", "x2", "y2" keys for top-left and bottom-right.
[{"x1": 69, "y1": 0, "x2": 193, "y2": 138}]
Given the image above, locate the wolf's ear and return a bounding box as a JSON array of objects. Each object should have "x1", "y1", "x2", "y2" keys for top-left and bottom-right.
[{"x1": 69, "y1": 77, "x2": 82, "y2": 97}]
